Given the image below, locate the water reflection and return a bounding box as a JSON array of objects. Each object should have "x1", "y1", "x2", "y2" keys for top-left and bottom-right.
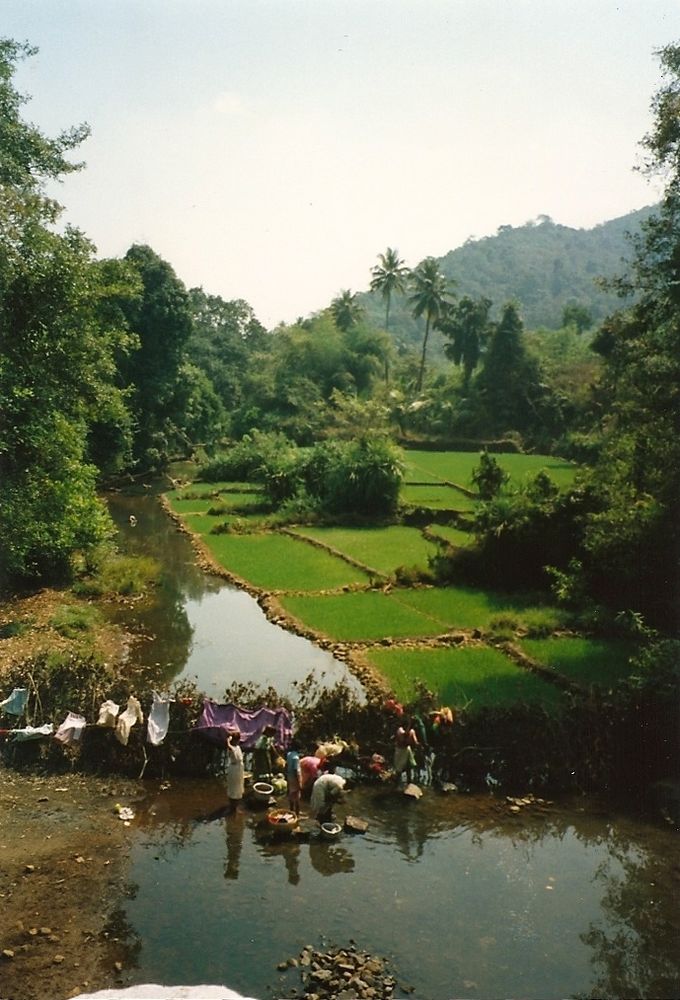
[
  {"x1": 106, "y1": 493, "x2": 362, "y2": 697},
  {"x1": 122, "y1": 781, "x2": 680, "y2": 999},
  {"x1": 224, "y1": 811, "x2": 246, "y2": 881}
]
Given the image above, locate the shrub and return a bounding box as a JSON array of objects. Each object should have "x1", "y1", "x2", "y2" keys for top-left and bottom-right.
[
  {"x1": 471, "y1": 450, "x2": 509, "y2": 499},
  {"x1": 323, "y1": 437, "x2": 403, "y2": 516}
]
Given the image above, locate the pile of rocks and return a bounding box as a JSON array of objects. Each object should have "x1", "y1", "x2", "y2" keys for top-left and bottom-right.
[{"x1": 280, "y1": 944, "x2": 407, "y2": 999}]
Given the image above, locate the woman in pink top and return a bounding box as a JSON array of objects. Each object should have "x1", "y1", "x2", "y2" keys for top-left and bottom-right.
[{"x1": 300, "y1": 754, "x2": 324, "y2": 796}]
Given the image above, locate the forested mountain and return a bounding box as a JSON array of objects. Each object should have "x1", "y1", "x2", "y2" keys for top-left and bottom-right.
[{"x1": 359, "y1": 206, "x2": 655, "y2": 353}]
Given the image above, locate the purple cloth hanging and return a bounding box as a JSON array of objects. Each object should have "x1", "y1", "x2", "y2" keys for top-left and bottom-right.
[{"x1": 194, "y1": 701, "x2": 292, "y2": 749}]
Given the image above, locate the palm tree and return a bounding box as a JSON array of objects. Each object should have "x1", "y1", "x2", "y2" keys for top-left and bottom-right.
[
  {"x1": 438, "y1": 295, "x2": 491, "y2": 391},
  {"x1": 370, "y1": 247, "x2": 409, "y2": 384},
  {"x1": 331, "y1": 289, "x2": 364, "y2": 332},
  {"x1": 408, "y1": 257, "x2": 450, "y2": 392}
]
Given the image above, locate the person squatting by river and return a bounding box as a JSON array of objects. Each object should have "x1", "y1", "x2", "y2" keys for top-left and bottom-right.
[
  {"x1": 309, "y1": 766, "x2": 347, "y2": 824},
  {"x1": 225, "y1": 727, "x2": 245, "y2": 812}
]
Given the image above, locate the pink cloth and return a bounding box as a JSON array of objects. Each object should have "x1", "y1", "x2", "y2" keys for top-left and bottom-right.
[
  {"x1": 195, "y1": 701, "x2": 292, "y2": 749},
  {"x1": 300, "y1": 755, "x2": 323, "y2": 790}
]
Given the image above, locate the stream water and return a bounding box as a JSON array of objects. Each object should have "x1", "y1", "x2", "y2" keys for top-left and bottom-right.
[
  {"x1": 106, "y1": 492, "x2": 361, "y2": 699},
  {"x1": 104, "y1": 493, "x2": 680, "y2": 999}
]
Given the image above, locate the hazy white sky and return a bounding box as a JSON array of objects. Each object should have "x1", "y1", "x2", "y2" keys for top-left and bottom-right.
[{"x1": 4, "y1": 1, "x2": 679, "y2": 326}]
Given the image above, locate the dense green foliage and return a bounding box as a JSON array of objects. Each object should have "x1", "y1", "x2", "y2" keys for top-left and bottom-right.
[
  {"x1": 0, "y1": 41, "x2": 125, "y2": 583},
  {"x1": 200, "y1": 433, "x2": 403, "y2": 517}
]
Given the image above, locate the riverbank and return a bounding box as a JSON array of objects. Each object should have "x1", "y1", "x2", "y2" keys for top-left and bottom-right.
[
  {"x1": 0, "y1": 586, "x2": 129, "y2": 677},
  {"x1": 0, "y1": 771, "x2": 142, "y2": 1000}
]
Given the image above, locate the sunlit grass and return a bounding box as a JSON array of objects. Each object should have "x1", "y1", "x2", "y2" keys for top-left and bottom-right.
[
  {"x1": 425, "y1": 524, "x2": 473, "y2": 548},
  {"x1": 403, "y1": 450, "x2": 578, "y2": 492},
  {"x1": 279, "y1": 591, "x2": 445, "y2": 641},
  {"x1": 365, "y1": 644, "x2": 566, "y2": 710},
  {"x1": 199, "y1": 531, "x2": 369, "y2": 591},
  {"x1": 288, "y1": 525, "x2": 438, "y2": 575},
  {"x1": 400, "y1": 483, "x2": 477, "y2": 511},
  {"x1": 394, "y1": 586, "x2": 554, "y2": 631}
]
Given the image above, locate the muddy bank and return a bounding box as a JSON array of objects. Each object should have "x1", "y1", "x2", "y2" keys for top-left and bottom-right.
[{"x1": 0, "y1": 771, "x2": 142, "y2": 1000}]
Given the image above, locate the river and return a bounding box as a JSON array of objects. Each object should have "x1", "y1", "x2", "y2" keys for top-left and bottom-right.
[{"x1": 102, "y1": 492, "x2": 680, "y2": 1000}]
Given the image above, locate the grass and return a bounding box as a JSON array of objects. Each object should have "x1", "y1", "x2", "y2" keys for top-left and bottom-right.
[
  {"x1": 393, "y1": 586, "x2": 555, "y2": 631},
  {"x1": 425, "y1": 524, "x2": 473, "y2": 548},
  {"x1": 365, "y1": 645, "x2": 566, "y2": 710},
  {"x1": 521, "y1": 637, "x2": 640, "y2": 689},
  {"x1": 288, "y1": 525, "x2": 438, "y2": 575},
  {"x1": 73, "y1": 552, "x2": 160, "y2": 597},
  {"x1": 198, "y1": 531, "x2": 369, "y2": 591},
  {"x1": 403, "y1": 450, "x2": 578, "y2": 492},
  {"x1": 50, "y1": 603, "x2": 102, "y2": 638},
  {"x1": 279, "y1": 591, "x2": 446, "y2": 641},
  {"x1": 169, "y1": 481, "x2": 261, "y2": 499},
  {"x1": 400, "y1": 483, "x2": 477, "y2": 511},
  {"x1": 167, "y1": 491, "x2": 266, "y2": 514}
]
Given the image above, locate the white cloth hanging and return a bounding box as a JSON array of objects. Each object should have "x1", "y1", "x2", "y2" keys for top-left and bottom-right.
[
  {"x1": 147, "y1": 691, "x2": 172, "y2": 746},
  {"x1": 97, "y1": 700, "x2": 120, "y2": 728},
  {"x1": 0, "y1": 687, "x2": 28, "y2": 716},
  {"x1": 10, "y1": 723, "x2": 53, "y2": 742},
  {"x1": 115, "y1": 696, "x2": 144, "y2": 746},
  {"x1": 54, "y1": 712, "x2": 87, "y2": 745}
]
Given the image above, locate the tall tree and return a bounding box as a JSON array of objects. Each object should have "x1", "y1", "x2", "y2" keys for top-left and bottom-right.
[
  {"x1": 370, "y1": 247, "x2": 409, "y2": 383},
  {"x1": 584, "y1": 43, "x2": 680, "y2": 629},
  {"x1": 0, "y1": 39, "x2": 133, "y2": 584},
  {"x1": 121, "y1": 244, "x2": 194, "y2": 469},
  {"x1": 331, "y1": 289, "x2": 364, "y2": 332},
  {"x1": 438, "y1": 295, "x2": 492, "y2": 391},
  {"x1": 475, "y1": 302, "x2": 548, "y2": 435},
  {"x1": 408, "y1": 257, "x2": 450, "y2": 392}
]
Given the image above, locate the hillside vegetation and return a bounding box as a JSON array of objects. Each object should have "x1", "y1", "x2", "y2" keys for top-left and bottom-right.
[{"x1": 360, "y1": 207, "x2": 655, "y2": 355}]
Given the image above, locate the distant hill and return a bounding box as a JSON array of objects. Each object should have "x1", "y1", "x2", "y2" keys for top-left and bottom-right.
[{"x1": 359, "y1": 205, "x2": 655, "y2": 355}]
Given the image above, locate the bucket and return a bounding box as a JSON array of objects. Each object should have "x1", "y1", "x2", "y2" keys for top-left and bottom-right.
[
  {"x1": 267, "y1": 808, "x2": 299, "y2": 832},
  {"x1": 320, "y1": 822, "x2": 342, "y2": 840},
  {"x1": 253, "y1": 781, "x2": 274, "y2": 803}
]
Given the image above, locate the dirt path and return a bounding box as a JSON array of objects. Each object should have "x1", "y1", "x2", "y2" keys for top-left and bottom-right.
[{"x1": 0, "y1": 771, "x2": 143, "y2": 1000}]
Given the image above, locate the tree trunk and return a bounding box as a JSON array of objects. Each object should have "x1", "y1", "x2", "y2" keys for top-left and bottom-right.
[{"x1": 416, "y1": 314, "x2": 430, "y2": 393}]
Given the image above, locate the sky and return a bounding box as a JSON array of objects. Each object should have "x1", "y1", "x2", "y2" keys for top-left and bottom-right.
[{"x1": 3, "y1": 0, "x2": 680, "y2": 327}]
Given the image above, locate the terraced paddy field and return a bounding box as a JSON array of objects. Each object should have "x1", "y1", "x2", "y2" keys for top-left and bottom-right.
[
  {"x1": 365, "y1": 644, "x2": 567, "y2": 710},
  {"x1": 288, "y1": 524, "x2": 438, "y2": 576},
  {"x1": 166, "y1": 489, "x2": 266, "y2": 514},
  {"x1": 403, "y1": 450, "x2": 578, "y2": 491},
  {"x1": 393, "y1": 586, "x2": 559, "y2": 632},
  {"x1": 425, "y1": 524, "x2": 474, "y2": 547},
  {"x1": 197, "y1": 530, "x2": 369, "y2": 591},
  {"x1": 279, "y1": 585, "x2": 561, "y2": 642},
  {"x1": 281, "y1": 590, "x2": 446, "y2": 641},
  {"x1": 400, "y1": 482, "x2": 476, "y2": 510},
  {"x1": 162, "y1": 455, "x2": 600, "y2": 709},
  {"x1": 521, "y1": 637, "x2": 640, "y2": 689}
]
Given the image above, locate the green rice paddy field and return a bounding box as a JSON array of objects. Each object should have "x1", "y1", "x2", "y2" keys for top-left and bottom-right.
[
  {"x1": 521, "y1": 637, "x2": 640, "y2": 688},
  {"x1": 403, "y1": 450, "x2": 578, "y2": 491},
  {"x1": 162, "y1": 452, "x2": 630, "y2": 710},
  {"x1": 365, "y1": 645, "x2": 566, "y2": 710},
  {"x1": 289, "y1": 525, "x2": 438, "y2": 575}
]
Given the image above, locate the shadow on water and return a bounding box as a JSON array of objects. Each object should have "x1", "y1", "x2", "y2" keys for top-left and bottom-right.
[
  {"x1": 105, "y1": 492, "x2": 361, "y2": 699},
  {"x1": 116, "y1": 780, "x2": 680, "y2": 1000}
]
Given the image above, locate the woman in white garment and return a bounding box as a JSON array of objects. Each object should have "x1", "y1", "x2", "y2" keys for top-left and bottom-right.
[{"x1": 225, "y1": 727, "x2": 245, "y2": 812}]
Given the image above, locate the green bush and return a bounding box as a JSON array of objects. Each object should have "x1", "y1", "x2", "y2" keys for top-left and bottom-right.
[{"x1": 323, "y1": 437, "x2": 403, "y2": 516}]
